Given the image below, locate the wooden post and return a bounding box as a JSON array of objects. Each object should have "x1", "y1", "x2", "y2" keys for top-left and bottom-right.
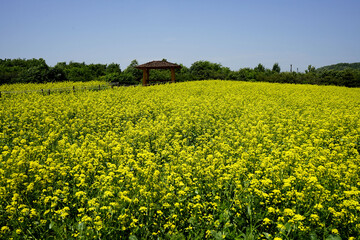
[
  {"x1": 146, "y1": 69, "x2": 149, "y2": 85},
  {"x1": 142, "y1": 69, "x2": 147, "y2": 86},
  {"x1": 171, "y1": 68, "x2": 175, "y2": 83},
  {"x1": 142, "y1": 69, "x2": 149, "y2": 86},
  {"x1": 73, "y1": 86, "x2": 75, "y2": 92}
]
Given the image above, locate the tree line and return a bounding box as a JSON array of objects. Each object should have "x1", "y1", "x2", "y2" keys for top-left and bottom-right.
[{"x1": 1, "y1": 58, "x2": 359, "y2": 87}]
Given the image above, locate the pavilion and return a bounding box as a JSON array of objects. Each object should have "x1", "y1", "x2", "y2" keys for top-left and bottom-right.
[{"x1": 135, "y1": 60, "x2": 181, "y2": 86}]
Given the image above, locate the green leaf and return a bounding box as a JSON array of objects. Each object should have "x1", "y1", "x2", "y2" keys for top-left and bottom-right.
[
  {"x1": 262, "y1": 232, "x2": 271, "y2": 239},
  {"x1": 247, "y1": 205, "x2": 252, "y2": 216},
  {"x1": 129, "y1": 235, "x2": 138, "y2": 240},
  {"x1": 310, "y1": 232, "x2": 318, "y2": 240},
  {"x1": 188, "y1": 216, "x2": 196, "y2": 224},
  {"x1": 49, "y1": 221, "x2": 54, "y2": 230},
  {"x1": 77, "y1": 222, "x2": 85, "y2": 231},
  {"x1": 325, "y1": 235, "x2": 342, "y2": 240},
  {"x1": 212, "y1": 231, "x2": 225, "y2": 240},
  {"x1": 284, "y1": 222, "x2": 292, "y2": 232}
]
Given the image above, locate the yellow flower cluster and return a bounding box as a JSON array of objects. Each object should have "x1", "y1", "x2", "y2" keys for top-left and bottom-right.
[{"x1": 0, "y1": 80, "x2": 359, "y2": 239}]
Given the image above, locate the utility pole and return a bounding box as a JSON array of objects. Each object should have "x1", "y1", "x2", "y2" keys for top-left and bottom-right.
[{"x1": 290, "y1": 64, "x2": 292, "y2": 72}]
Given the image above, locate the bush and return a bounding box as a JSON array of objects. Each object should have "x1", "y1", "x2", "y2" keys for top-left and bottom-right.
[
  {"x1": 118, "y1": 72, "x2": 138, "y2": 85},
  {"x1": 104, "y1": 72, "x2": 121, "y2": 83},
  {"x1": 105, "y1": 72, "x2": 139, "y2": 85}
]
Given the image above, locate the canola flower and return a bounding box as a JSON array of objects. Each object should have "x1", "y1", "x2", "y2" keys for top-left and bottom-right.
[
  {"x1": 0, "y1": 80, "x2": 360, "y2": 239},
  {"x1": 0, "y1": 80, "x2": 109, "y2": 93}
]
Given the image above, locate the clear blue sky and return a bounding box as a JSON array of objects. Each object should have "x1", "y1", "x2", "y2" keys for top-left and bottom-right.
[{"x1": 1, "y1": 0, "x2": 359, "y2": 72}]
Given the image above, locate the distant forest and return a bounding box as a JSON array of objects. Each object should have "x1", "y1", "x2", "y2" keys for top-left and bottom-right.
[{"x1": 1, "y1": 58, "x2": 360, "y2": 87}]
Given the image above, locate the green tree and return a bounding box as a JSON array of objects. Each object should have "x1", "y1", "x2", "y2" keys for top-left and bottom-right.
[
  {"x1": 0, "y1": 62, "x2": 19, "y2": 84},
  {"x1": 18, "y1": 58, "x2": 49, "y2": 83},
  {"x1": 149, "y1": 69, "x2": 170, "y2": 82},
  {"x1": 106, "y1": 63, "x2": 121, "y2": 74},
  {"x1": 54, "y1": 62, "x2": 67, "y2": 70},
  {"x1": 236, "y1": 68, "x2": 256, "y2": 81},
  {"x1": 47, "y1": 67, "x2": 66, "y2": 82},
  {"x1": 340, "y1": 69, "x2": 358, "y2": 87},
  {"x1": 254, "y1": 63, "x2": 265, "y2": 72},
  {"x1": 190, "y1": 61, "x2": 228, "y2": 80},
  {"x1": 123, "y1": 60, "x2": 142, "y2": 82},
  {"x1": 176, "y1": 64, "x2": 192, "y2": 82},
  {"x1": 272, "y1": 63, "x2": 281, "y2": 73},
  {"x1": 64, "y1": 64, "x2": 92, "y2": 82},
  {"x1": 119, "y1": 72, "x2": 138, "y2": 85},
  {"x1": 89, "y1": 64, "x2": 107, "y2": 77},
  {"x1": 105, "y1": 72, "x2": 121, "y2": 82},
  {"x1": 306, "y1": 65, "x2": 316, "y2": 73}
]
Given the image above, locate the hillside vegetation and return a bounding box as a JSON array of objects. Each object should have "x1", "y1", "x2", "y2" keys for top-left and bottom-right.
[
  {"x1": 1, "y1": 81, "x2": 359, "y2": 239},
  {"x1": 317, "y1": 62, "x2": 360, "y2": 71}
]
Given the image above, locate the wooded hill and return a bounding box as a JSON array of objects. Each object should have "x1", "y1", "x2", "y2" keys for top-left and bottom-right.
[{"x1": 317, "y1": 62, "x2": 360, "y2": 71}]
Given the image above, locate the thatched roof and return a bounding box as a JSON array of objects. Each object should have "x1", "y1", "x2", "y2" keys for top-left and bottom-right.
[{"x1": 135, "y1": 60, "x2": 181, "y2": 69}]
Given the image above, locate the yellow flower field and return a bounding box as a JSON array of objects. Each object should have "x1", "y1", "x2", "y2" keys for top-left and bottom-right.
[
  {"x1": 0, "y1": 80, "x2": 359, "y2": 239},
  {"x1": 0, "y1": 80, "x2": 109, "y2": 93}
]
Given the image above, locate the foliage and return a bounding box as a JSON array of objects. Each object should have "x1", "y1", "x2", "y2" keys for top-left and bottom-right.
[
  {"x1": 254, "y1": 63, "x2": 265, "y2": 72},
  {"x1": 235, "y1": 68, "x2": 256, "y2": 81},
  {"x1": 305, "y1": 65, "x2": 316, "y2": 74},
  {"x1": 0, "y1": 59, "x2": 120, "y2": 85},
  {"x1": 123, "y1": 60, "x2": 142, "y2": 83},
  {"x1": 149, "y1": 69, "x2": 171, "y2": 82},
  {"x1": 0, "y1": 81, "x2": 360, "y2": 239},
  {"x1": 175, "y1": 64, "x2": 192, "y2": 82},
  {"x1": 47, "y1": 67, "x2": 67, "y2": 82},
  {"x1": 104, "y1": 72, "x2": 122, "y2": 83},
  {"x1": 317, "y1": 62, "x2": 360, "y2": 71},
  {"x1": 1, "y1": 58, "x2": 360, "y2": 88},
  {"x1": 0, "y1": 58, "x2": 51, "y2": 84},
  {"x1": 106, "y1": 63, "x2": 121, "y2": 75},
  {"x1": 89, "y1": 64, "x2": 107, "y2": 78},
  {"x1": 63, "y1": 62, "x2": 93, "y2": 82},
  {"x1": 117, "y1": 72, "x2": 138, "y2": 85},
  {"x1": 272, "y1": 63, "x2": 281, "y2": 73},
  {"x1": 190, "y1": 61, "x2": 230, "y2": 80},
  {"x1": 230, "y1": 67, "x2": 360, "y2": 88}
]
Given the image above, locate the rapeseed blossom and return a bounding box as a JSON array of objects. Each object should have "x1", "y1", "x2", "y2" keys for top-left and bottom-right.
[{"x1": 0, "y1": 80, "x2": 359, "y2": 239}]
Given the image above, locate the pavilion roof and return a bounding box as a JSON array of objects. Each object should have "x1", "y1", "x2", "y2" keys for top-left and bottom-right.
[{"x1": 135, "y1": 60, "x2": 181, "y2": 69}]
